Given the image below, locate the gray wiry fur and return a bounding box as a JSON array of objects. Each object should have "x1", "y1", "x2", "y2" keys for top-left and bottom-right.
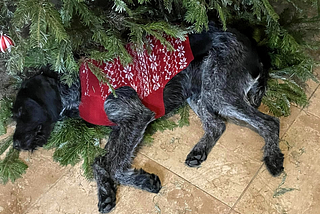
[
  {"x1": 92, "y1": 27, "x2": 283, "y2": 213},
  {"x1": 57, "y1": 80, "x2": 81, "y2": 119},
  {"x1": 12, "y1": 23, "x2": 283, "y2": 213}
]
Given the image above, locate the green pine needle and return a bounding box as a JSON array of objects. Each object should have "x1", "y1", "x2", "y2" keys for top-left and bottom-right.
[
  {"x1": 0, "y1": 123, "x2": 5, "y2": 136},
  {"x1": 177, "y1": 105, "x2": 190, "y2": 127},
  {"x1": 150, "y1": 117, "x2": 178, "y2": 133},
  {"x1": 142, "y1": 133, "x2": 155, "y2": 145},
  {"x1": 143, "y1": 105, "x2": 190, "y2": 144},
  {"x1": 262, "y1": 0, "x2": 280, "y2": 22},
  {"x1": 0, "y1": 136, "x2": 13, "y2": 156},
  {"x1": 214, "y1": 2, "x2": 227, "y2": 31},
  {"x1": 183, "y1": 0, "x2": 208, "y2": 32}
]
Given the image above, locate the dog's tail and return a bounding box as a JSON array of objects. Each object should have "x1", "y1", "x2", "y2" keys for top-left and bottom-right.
[
  {"x1": 245, "y1": 42, "x2": 270, "y2": 108},
  {"x1": 188, "y1": 22, "x2": 219, "y2": 59}
]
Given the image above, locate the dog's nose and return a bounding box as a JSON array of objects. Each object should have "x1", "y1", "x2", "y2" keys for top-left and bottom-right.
[{"x1": 13, "y1": 140, "x2": 21, "y2": 150}]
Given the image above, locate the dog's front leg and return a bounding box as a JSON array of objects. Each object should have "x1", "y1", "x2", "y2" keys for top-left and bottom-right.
[
  {"x1": 93, "y1": 86, "x2": 161, "y2": 213},
  {"x1": 93, "y1": 127, "x2": 120, "y2": 213}
]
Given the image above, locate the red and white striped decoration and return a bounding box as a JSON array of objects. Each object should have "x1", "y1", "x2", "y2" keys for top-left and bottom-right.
[{"x1": 0, "y1": 32, "x2": 15, "y2": 53}]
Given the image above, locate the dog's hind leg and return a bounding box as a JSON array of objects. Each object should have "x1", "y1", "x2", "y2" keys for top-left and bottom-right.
[
  {"x1": 213, "y1": 97, "x2": 283, "y2": 176},
  {"x1": 185, "y1": 96, "x2": 226, "y2": 167},
  {"x1": 92, "y1": 86, "x2": 161, "y2": 213}
]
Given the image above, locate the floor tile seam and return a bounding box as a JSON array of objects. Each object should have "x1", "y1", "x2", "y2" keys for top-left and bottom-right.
[
  {"x1": 307, "y1": 84, "x2": 319, "y2": 102},
  {"x1": 228, "y1": 209, "x2": 241, "y2": 214},
  {"x1": 279, "y1": 107, "x2": 304, "y2": 140},
  {"x1": 288, "y1": 84, "x2": 320, "y2": 130},
  {"x1": 23, "y1": 165, "x2": 74, "y2": 214},
  {"x1": 230, "y1": 163, "x2": 263, "y2": 211},
  {"x1": 139, "y1": 152, "x2": 233, "y2": 211}
]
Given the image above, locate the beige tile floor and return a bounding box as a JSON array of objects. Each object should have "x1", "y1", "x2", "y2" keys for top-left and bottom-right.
[{"x1": 0, "y1": 68, "x2": 320, "y2": 214}]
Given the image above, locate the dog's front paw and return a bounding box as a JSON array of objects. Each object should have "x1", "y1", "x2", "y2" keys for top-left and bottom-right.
[
  {"x1": 97, "y1": 180, "x2": 117, "y2": 213},
  {"x1": 264, "y1": 152, "x2": 284, "y2": 176},
  {"x1": 185, "y1": 148, "x2": 207, "y2": 167},
  {"x1": 134, "y1": 169, "x2": 162, "y2": 193}
]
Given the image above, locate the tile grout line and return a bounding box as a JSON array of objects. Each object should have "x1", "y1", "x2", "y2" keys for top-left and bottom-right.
[
  {"x1": 230, "y1": 163, "x2": 263, "y2": 211},
  {"x1": 227, "y1": 208, "x2": 241, "y2": 214},
  {"x1": 285, "y1": 82, "x2": 319, "y2": 138},
  {"x1": 23, "y1": 165, "x2": 74, "y2": 214},
  {"x1": 279, "y1": 107, "x2": 304, "y2": 140},
  {"x1": 300, "y1": 83, "x2": 320, "y2": 120},
  {"x1": 280, "y1": 82, "x2": 319, "y2": 139},
  {"x1": 139, "y1": 152, "x2": 233, "y2": 212},
  {"x1": 307, "y1": 83, "x2": 319, "y2": 102}
]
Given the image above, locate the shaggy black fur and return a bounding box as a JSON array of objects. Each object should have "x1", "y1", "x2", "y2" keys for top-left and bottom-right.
[{"x1": 12, "y1": 23, "x2": 284, "y2": 213}]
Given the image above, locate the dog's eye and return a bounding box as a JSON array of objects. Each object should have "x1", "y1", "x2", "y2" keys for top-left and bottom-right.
[
  {"x1": 17, "y1": 107, "x2": 23, "y2": 117},
  {"x1": 36, "y1": 125, "x2": 42, "y2": 133}
]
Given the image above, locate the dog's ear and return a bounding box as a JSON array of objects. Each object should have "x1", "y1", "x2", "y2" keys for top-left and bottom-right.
[
  {"x1": 14, "y1": 97, "x2": 48, "y2": 125},
  {"x1": 14, "y1": 74, "x2": 62, "y2": 122},
  {"x1": 13, "y1": 96, "x2": 55, "y2": 150}
]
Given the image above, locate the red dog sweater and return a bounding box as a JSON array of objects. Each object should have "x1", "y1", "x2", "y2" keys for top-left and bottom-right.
[{"x1": 79, "y1": 35, "x2": 194, "y2": 126}]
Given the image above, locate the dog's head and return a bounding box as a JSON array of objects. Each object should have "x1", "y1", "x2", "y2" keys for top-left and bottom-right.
[
  {"x1": 13, "y1": 97, "x2": 54, "y2": 150},
  {"x1": 12, "y1": 74, "x2": 62, "y2": 151}
]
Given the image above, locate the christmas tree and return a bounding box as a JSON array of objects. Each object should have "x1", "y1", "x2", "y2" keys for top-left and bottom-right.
[{"x1": 0, "y1": 0, "x2": 319, "y2": 183}]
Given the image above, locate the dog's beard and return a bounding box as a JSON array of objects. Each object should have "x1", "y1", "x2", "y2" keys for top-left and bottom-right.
[
  {"x1": 13, "y1": 124, "x2": 53, "y2": 151},
  {"x1": 14, "y1": 134, "x2": 45, "y2": 151}
]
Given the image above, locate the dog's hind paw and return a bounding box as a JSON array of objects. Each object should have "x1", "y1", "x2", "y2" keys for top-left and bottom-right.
[
  {"x1": 185, "y1": 149, "x2": 207, "y2": 167},
  {"x1": 264, "y1": 152, "x2": 284, "y2": 177},
  {"x1": 134, "y1": 169, "x2": 162, "y2": 193},
  {"x1": 97, "y1": 180, "x2": 117, "y2": 213}
]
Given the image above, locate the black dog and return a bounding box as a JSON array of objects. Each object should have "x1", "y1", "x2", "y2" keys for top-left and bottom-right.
[{"x1": 12, "y1": 23, "x2": 284, "y2": 213}]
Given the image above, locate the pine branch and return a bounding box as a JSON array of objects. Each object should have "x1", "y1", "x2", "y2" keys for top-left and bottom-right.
[
  {"x1": 0, "y1": 148, "x2": 28, "y2": 184},
  {"x1": 86, "y1": 60, "x2": 117, "y2": 97},
  {"x1": 125, "y1": 21, "x2": 188, "y2": 52},
  {"x1": 112, "y1": 0, "x2": 133, "y2": 15},
  {"x1": 72, "y1": 0, "x2": 103, "y2": 27},
  {"x1": 52, "y1": 142, "x2": 82, "y2": 166},
  {"x1": 163, "y1": 0, "x2": 174, "y2": 12},
  {"x1": 142, "y1": 132, "x2": 154, "y2": 145},
  {"x1": 262, "y1": 76, "x2": 309, "y2": 116},
  {"x1": 91, "y1": 30, "x2": 132, "y2": 64},
  {"x1": 214, "y1": 2, "x2": 227, "y2": 31},
  {"x1": 262, "y1": 0, "x2": 279, "y2": 22},
  {"x1": 182, "y1": 0, "x2": 208, "y2": 32},
  {"x1": 150, "y1": 117, "x2": 178, "y2": 132},
  {"x1": 177, "y1": 105, "x2": 190, "y2": 127},
  {"x1": 45, "y1": 3, "x2": 69, "y2": 43},
  {"x1": 0, "y1": 98, "x2": 13, "y2": 135},
  {"x1": 60, "y1": 0, "x2": 74, "y2": 26},
  {"x1": 45, "y1": 119, "x2": 109, "y2": 179},
  {"x1": 0, "y1": 136, "x2": 13, "y2": 156},
  {"x1": 81, "y1": 138, "x2": 105, "y2": 179}
]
